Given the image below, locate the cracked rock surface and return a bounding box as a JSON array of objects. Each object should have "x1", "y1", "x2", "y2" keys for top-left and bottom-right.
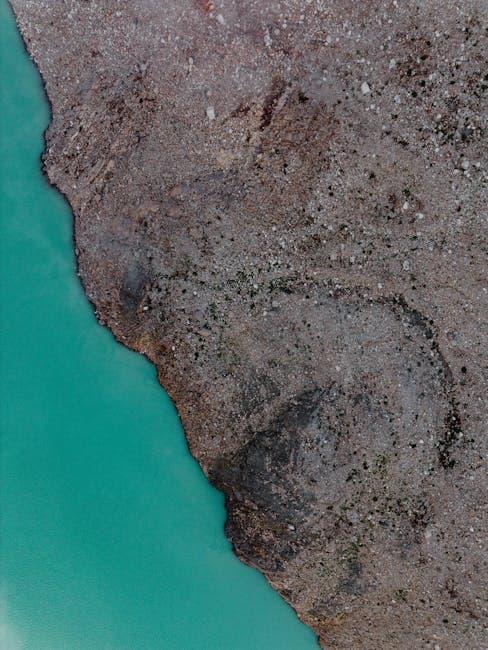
[{"x1": 11, "y1": 1, "x2": 487, "y2": 647}]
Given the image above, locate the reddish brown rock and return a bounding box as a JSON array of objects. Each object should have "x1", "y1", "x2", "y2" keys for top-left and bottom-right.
[{"x1": 11, "y1": 1, "x2": 487, "y2": 647}]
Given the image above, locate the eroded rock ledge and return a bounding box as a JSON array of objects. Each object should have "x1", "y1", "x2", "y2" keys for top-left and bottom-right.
[{"x1": 11, "y1": 1, "x2": 487, "y2": 647}]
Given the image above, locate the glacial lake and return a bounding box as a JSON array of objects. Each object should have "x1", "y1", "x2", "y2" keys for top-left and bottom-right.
[{"x1": 0, "y1": 3, "x2": 318, "y2": 648}]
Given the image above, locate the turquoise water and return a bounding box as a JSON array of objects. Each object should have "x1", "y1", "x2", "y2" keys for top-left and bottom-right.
[{"x1": 0, "y1": 3, "x2": 318, "y2": 649}]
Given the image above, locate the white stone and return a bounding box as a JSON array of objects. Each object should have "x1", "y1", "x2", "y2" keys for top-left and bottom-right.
[
  {"x1": 206, "y1": 105, "x2": 215, "y2": 120},
  {"x1": 361, "y1": 81, "x2": 371, "y2": 94}
]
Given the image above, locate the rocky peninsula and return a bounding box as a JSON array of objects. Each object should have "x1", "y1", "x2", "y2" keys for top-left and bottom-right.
[{"x1": 11, "y1": 1, "x2": 487, "y2": 647}]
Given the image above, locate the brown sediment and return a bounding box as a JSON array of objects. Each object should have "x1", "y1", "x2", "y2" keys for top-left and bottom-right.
[{"x1": 10, "y1": 1, "x2": 487, "y2": 647}]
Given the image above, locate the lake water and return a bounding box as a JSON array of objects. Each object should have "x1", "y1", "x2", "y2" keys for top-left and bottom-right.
[{"x1": 0, "y1": 3, "x2": 318, "y2": 648}]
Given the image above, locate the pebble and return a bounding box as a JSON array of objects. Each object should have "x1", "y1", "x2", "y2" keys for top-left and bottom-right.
[
  {"x1": 361, "y1": 81, "x2": 371, "y2": 94},
  {"x1": 206, "y1": 105, "x2": 215, "y2": 121}
]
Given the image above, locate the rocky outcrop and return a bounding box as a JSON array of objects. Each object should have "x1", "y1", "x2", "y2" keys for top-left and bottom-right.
[{"x1": 11, "y1": 1, "x2": 487, "y2": 647}]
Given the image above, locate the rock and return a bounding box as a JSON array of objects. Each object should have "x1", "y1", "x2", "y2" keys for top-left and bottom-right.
[{"x1": 361, "y1": 81, "x2": 371, "y2": 94}]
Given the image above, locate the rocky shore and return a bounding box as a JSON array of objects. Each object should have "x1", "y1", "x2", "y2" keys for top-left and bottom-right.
[{"x1": 11, "y1": 1, "x2": 487, "y2": 647}]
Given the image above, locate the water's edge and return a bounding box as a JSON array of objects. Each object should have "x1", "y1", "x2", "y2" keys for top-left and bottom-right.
[{"x1": 5, "y1": 2, "x2": 319, "y2": 647}]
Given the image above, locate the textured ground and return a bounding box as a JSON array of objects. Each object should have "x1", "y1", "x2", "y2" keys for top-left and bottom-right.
[{"x1": 11, "y1": 1, "x2": 487, "y2": 647}]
